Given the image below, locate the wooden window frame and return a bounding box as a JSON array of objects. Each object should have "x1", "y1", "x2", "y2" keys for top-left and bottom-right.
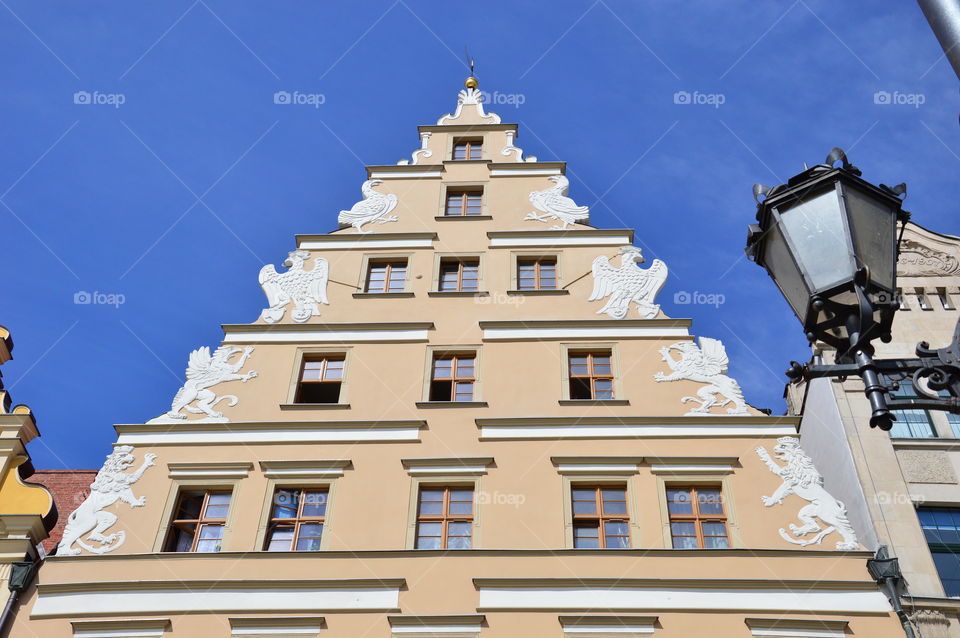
[
  {"x1": 517, "y1": 257, "x2": 558, "y2": 291},
  {"x1": 294, "y1": 355, "x2": 345, "y2": 404},
  {"x1": 452, "y1": 138, "x2": 483, "y2": 160},
  {"x1": 438, "y1": 258, "x2": 481, "y2": 292},
  {"x1": 264, "y1": 487, "x2": 329, "y2": 552},
  {"x1": 414, "y1": 485, "x2": 475, "y2": 549},
  {"x1": 364, "y1": 259, "x2": 408, "y2": 293},
  {"x1": 666, "y1": 485, "x2": 730, "y2": 549},
  {"x1": 571, "y1": 484, "x2": 631, "y2": 549},
  {"x1": 164, "y1": 489, "x2": 232, "y2": 553},
  {"x1": 429, "y1": 353, "x2": 476, "y2": 402},
  {"x1": 444, "y1": 189, "x2": 483, "y2": 217},
  {"x1": 568, "y1": 350, "x2": 614, "y2": 400}
]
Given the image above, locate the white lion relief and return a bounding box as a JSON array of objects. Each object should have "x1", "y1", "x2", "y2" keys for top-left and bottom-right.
[
  {"x1": 756, "y1": 437, "x2": 859, "y2": 551},
  {"x1": 147, "y1": 346, "x2": 258, "y2": 424},
  {"x1": 258, "y1": 249, "x2": 329, "y2": 324},
  {"x1": 654, "y1": 337, "x2": 748, "y2": 415},
  {"x1": 57, "y1": 446, "x2": 156, "y2": 555}
]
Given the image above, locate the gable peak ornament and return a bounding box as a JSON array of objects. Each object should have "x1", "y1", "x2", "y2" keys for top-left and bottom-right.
[
  {"x1": 525, "y1": 175, "x2": 590, "y2": 229},
  {"x1": 654, "y1": 337, "x2": 748, "y2": 415},
  {"x1": 338, "y1": 179, "x2": 399, "y2": 233},
  {"x1": 589, "y1": 246, "x2": 668, "y2": 319},
  {"x1": 147, "y1": 346, "x2": 257, "y2": 424},
  {"x1": 436, "y1": 74, "x2": 501, "y2": 126},
  {"x1": 756, "y1": 437, "x2": 860, "y2": 550},
  {"x1": 258, "y1": 250, "x2": 329, "y2": 323}
]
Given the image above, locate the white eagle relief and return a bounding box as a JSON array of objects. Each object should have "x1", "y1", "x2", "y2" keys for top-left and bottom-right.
[
  {"x1": 524, "y1": 175, "x2": 590, "y2": 230},
  {"x1": 757, "y1": 437, "x2": 860, "y2": 551},
  {"x1": 654, "y1": 337, "x2": 748, "y2": 415},
  {"x1": 589, "y1": 246, "x2": 668, "y2": 319},
  {"x1": 147, "y1": 346, "x2": 258, "y2": 424},
  {"x1": 57, "y1": 446, "x2": 157, "y2": 555},
  {"x1": 337, "y1": 179, "x2": 399, "y2": 233},
  {"x1": 259, "y1": 249, "x2": 329, "y2": 323}
]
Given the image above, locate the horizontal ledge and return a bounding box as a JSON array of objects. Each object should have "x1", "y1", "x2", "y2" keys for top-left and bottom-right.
[
  {"x1": 389, "y1": 614, "x2": 486, "y2": 627},
  {"x1": 473, "y1": 577, "x2": 882, "y2": 591},
  {"x1": 507, "y1": 289, "x2": 570, "y2": 296},
  {"x1": 352, "y1": 292, "x2": 415, "y2": 298},
  {"x1": 558, "y1": 399, "x2": 630, "y2": 406},
  {"x1": 118, "y1": 420, "x2": 427, "y2": 433},
  {"x1": 479, "y1": 319, "x2": 691, "y2": 328},
  {"x1": 279, "y1": 403, "x2": 351, "y2": 410},
  {"x1": 222, "y1": 322, "x2": 434, "y2": 344},
  {"x1": 115, "y1": 420, "x2": 426, "y2": 445},
  {"x1": 167, "y1": 462, "x2": 253, "y2": 479},
  {"x1": 415, "y1": 401, "x2": 488, "y2": 409},
  {"x1": 434, "y1": 215, "x2": 493, "y2": 221},
  {"x1": 297, "y1": 232, "x2": 438, "y2": 250},
  {"x1": 39, "y1": 578, "x2": 407, "y2": 595},
  {"x1": 427, "y1": 291, "x2": 489, "y2": 297},
  {"x1": 224, "y1": 321, "x2": 434, "y2": 333}
]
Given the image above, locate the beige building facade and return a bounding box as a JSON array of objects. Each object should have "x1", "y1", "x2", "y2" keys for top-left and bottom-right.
[
  {"x1": 791, "y1": 223, "x2": 960, "y2": 637},
  {"x1": 7, "y1": 80, "x2": 912, "y2": 637}
]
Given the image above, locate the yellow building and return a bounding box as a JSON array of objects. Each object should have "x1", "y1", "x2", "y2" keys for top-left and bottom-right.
[
  {"x1": 8, "y1": 80, "x2": 913, "y2": 637},
  {"x1": 0, "y1": 325, "x2": 56, "y2": 632}
]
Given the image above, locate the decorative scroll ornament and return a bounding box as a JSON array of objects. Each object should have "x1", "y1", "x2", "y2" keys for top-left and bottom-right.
[
  {"x1": 897, "y1": 238, "x2": 960, "y2": 276},
  {"x1": 337, "y1": 179, "x2": 399, "y2": 233},
  {"x1": 258, "y1": 250, "x2": 329, "y2": 323},
  {"x1": 436, "y1": 88, "x2": 501, "y2": 125},
  {"x1": 654, "y1": 337, "x2": 748, "y2": 415},
  {"x1": 57, "y1": 446, "x2": 157, "y2": 555},
  {"x1": 589, "y1": 246, "x2": 668, "y2": 319},
  {"x1": 397, "y1": 132, "x2": 433, "y2": 165},
  {"x1": 500, "y1": 129, "x2": 537, "y2": 163},
  {"x1": 525, "y1": 175, "x2": 590, "y2": 229},
  {"x1": 756, "y1": 437, "x2": 860, "y2": 551},
  {"x1": 147, "y1": 346, "x2": 257, "y2": 424}
]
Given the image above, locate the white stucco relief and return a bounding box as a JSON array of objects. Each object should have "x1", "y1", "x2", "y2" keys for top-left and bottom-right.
[
  {"x1": 436, "y1": 87, "x2": 501, "y2": 125},
  {"x1": 258, "y1": 249, "x2": 329, "y2": 323},
  {"x1": 589, "y1": 246, "x2": 668, "y2": 319},
  {"x1": 397, "y1": 131, "x2": 433, "y2": 165},
  {"x1": 654, "y1": 337, "x2": 748, "y2": 416},
  {"x1": 56, "y1": 446, "x2": 157, "y2": 555},
  {"x1": 147, "y1": 346, "x2": 258, "y2": 424},
  {"x1": 756, "y1": 437, "x2": 860, "y2": 551},
  {"x1": 500, "y1": 129, "x2": 537, "y2": 163},
  {"x1": 337, "y1": 179, "x2": 399, "y2": 233},
  {"x1": 525, "y1": 175, "x2": 590, "y2": 229}
]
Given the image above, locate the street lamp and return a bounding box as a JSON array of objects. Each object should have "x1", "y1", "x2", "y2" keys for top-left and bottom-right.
[{"x1": 746, "y1": 148, "x2": 960, "y2": 430}]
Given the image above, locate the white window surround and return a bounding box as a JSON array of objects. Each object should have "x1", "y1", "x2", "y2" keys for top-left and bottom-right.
[
  {"x1": 152, "y1": 478, "x2": 241, "y2": 553},
  {"x1": 388, "y1": 615, "x2": 484, "y2": 637},
  {"x1": 71, "y1": 618, "x2": 171, "y2": 638},
  {"x1": 166, "y1": 462, "x2": 252, "y2": 479},
  {"x1": 479, "y1": 320, "x2": 689, "y2": 341},
  {"x1": 559, "y1": 615, "x2": 657, "y2": 636},
  {"x1": 551, "y1": 456, "x2": 644, "y2": 476},
  {"x1": 402, "y1": 457, "x2": 494, "y2": 476},
  {"x1": 647, "y1": 457, "x2": 738, "y2": 475},
  {"x1": 259, "y1": 460, "x2": 352, "y2": 478},
  {"x1": 475, "y1": 416, "x2": 799, "y2": 440},
  {"x1": 229, "y1": 616, "x2": 325, "y2": 636},
  {"x1": 285, "y1": 347, "x2": 354, "y2": 406},
  {"x1": 744, "y1": 617, "x2": 849, "y2": 637},
  {"x1": 117, "y1": 420, "x2": 426, "y2": 446}
]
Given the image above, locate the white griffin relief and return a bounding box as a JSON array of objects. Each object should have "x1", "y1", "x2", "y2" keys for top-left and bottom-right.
[
  {"x1": 258, "y1": 249, "x2": 329, "y2": 323},
  {"x1": 756, "y1": 437, "x2": 860, "y2": 551},
  {"x1": 525, "y1": 175, "x2": 590, "y2": 230},
  {"x1": 147, "y1": 346, "x2": 258, "y2": 424},
  {"x1": 654, "y1": 337, "x2": 748, "y2": 415},
  {"x1": 589, "y1": 245, "x2": 668, "y2": 319},
  {"x1": 337, "y1": 179, "x2": 399, "y2": 233},
  {"x1": 56, "y1": 446, "x2": 156, "y2": 555}
]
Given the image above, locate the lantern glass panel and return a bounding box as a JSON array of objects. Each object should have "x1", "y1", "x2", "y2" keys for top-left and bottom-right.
[
  {"x1": 843, "y1": 185, "x2": 898, "y2": 292},
  {"x1": 777, "y1": 188, "x2": 856, "y2": 293},
  {"x1": 764, "y1": 221, "x2": 810, "y2": 321}
]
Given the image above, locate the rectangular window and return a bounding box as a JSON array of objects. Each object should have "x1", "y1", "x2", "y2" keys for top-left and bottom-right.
[
  {"x1": 365, "y1": 260, "x2": 407, "y2": 293},
  {"x1": 415, "y1": 486, "x2": 473, "y2": 549},
  {"x1": 295, "y1": 356, "x2": 344, "y2": 404},
  {"x1": 667, "y1": 486, "x2": 729, "y2": 549},
  {"x1": 918, "y1": 507, "x2": 960, "y2": 597},
  {"x1": 571, "y1": 485, "x2": 630, "y2": 548},
  {"x1": 452, "y1": 139, "x2": 482, "y2": 160},
  {"x1": 438, "y1": 259, "x2": 480, "y2": 292},
  {"x1": 265, "y1": 487, "x2": 327, "y2": 551},
  {"x1": 165, "y1": 490, "x2": 231, "y2": 552},
  {"x1": 518, "y1": 258, "x2": 557, "y2": 290},
  {"x1": 889, "y1": 384, "x2": 937, "y2": 438},
  {"x1": 429, "y1": 354, "x2": 475, "y2": 402},
  {"x1": 568, "y1": 351, "x2": 613, "y2": 400},
  {"x1": 445, "y1": 190, "x2": 483, "y2": 216}
]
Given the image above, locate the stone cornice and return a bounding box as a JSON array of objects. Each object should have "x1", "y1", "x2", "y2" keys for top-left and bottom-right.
[
  {"x1": 296, "y1": 231, "x2": 437, "y2": 249},
  {"x1": 418, "y1": 123, "x2": 518, "y2": 133},
  {"x1": 477, "y1": 415, "x2": 798, "y2": 427},
  {"x1": 223, "y1": 321, "x2": 435, "y2": 334},
  {"x1": 472, "y1": 577, "x2": 879, "y2": 590},
  {"x1": 38, "y1": 577, "x2": 407, "y2": 595},
  {"x1": 116, "y1": 419, "x2": 426, "y2": 434}
]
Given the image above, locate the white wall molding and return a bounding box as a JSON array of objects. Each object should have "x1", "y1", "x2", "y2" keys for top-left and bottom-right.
[
  {"x1": 34, "y1": 579, "x2": 404, "y2": 618},
  {"x1": 745, "y1": 617, "x2": 848, "y2": 637},
  {"x1": 477, "y1": 417, "x2": 798, "y2": 441},
  {"x1": 296, "y1": 233, "x2": 436, "y2": 251},
  {"x1": 559, "y1": 615, "x2": 657, "y2": 636},
  {"x1": 167, "y1": 462, "x2": 252, "y2": 479},
  {"x1": 551, "y1": 457, "x2": 644, "y2": 475},
  {"x1": 116, "y1": 421, "x2": 426, "y2": 445},
  {"x1": 490, "y1": 167, "x2": 559, "y2": 176},
  {"x1": 487, "y1": 230, "x2": 633, "y2": 248},
  {"x1": 223, "y1": 322, "x2": 434, "y2": 344},
  {"x1": 389, "y1": 615, "x2": 484, "y2": 637},
  {"x1": 648, "y1": 457, "x2": 738, "y2": 475},
  {"x1": 259, "y1": 460, "x2": 352, "y2": 478},
  {"x1": 72, "y1": 618, "x2": 171, "y2": 638},
  {"x1": 230, "y1": 616, "x2": 325, "y2": 636},
  {"x1": 401, "y1": 458, "x2": 494, "y2": 476},
  {"x1": 479, "y1": 320, "x2": 690, "y2": 342}
]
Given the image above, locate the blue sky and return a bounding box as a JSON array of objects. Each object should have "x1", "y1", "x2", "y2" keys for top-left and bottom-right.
[{"x1": 1, "y1": 1, "x2": 956, "y2": 469}]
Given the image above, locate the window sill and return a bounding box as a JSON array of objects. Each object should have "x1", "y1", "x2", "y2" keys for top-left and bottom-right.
[
  {"x1": 442, "y1": 159, "x2": 492, "y2": 165},
  {"x1": 352, "y1": 292, "x2": 414, "y2": 298},
  {"x1": 558, "y1": 399, "x2": 630, "y2": 406},
  {"x1": 415, "y1": 401, "x2": 489, "y2": 409},
  {"x1": 427, "y1": 291, "x2": 489, "y2": 298},
  {"x1": 508, "y1": 289, "x2": 570, "y2": 296},
  {"x1": 435, "y1": 215, "x2": 493, "y2": 221},
  {"x1": 280, "y1": 403, "x2": 351, "y2": 410}
]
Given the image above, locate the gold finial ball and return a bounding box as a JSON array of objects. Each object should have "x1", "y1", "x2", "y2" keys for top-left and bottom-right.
[{"x1": 464, "y1": 76, "x2": 479, "y2": 90}]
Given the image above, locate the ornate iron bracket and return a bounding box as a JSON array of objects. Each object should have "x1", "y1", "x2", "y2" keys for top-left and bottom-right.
[{"x1": 787, "y1": 318, "x2": 960, "y2": 430}]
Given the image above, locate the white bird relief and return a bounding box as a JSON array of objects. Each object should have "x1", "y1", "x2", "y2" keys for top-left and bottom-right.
[
  {"x1": 524, "y1": 175, "x2": 590, "y2": 230},
  {"x1": 337, "y1": 179, "x2": 399, "y2": 233},
  {"x1": 258, "y1": 250, "x2": 329, "y2": 324},
  {"x1": 589, "y1": 246, "x2": 668, "y2": 319}
]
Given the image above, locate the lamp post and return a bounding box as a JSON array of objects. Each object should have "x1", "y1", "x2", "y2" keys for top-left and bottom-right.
[{"x1": 745, "y1": 148, "x2": 960, "y2": 430}]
